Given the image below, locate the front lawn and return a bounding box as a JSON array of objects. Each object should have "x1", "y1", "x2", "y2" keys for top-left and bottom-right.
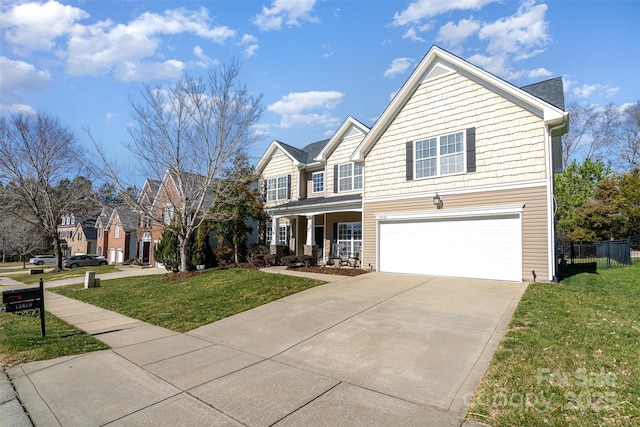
[
  {"x1": 7, "y1": 264, "x2": 119, "y2": 285},
  {"x1": 467, "y1": 264, "x2": 640, "y2": 426},
  {"x1": 51, "y1": 268, "x2": 326, "y2": 333},
  {"x1": 0, "y1": 311, "x2": 109, "y2": 365}
]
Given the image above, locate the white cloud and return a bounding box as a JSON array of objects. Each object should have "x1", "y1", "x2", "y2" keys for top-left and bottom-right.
[
  {"x1": 252, "y1": 0, "x2": 318, "y2": 31},
  {"x1": 268, "y1": 90, "x2": 343, "y2": 128},
  {"x1": 393, "y1": 0, "x2": 496, "y2": 26},
  {"x1": 0, "y1": 56, "x2": 51, "y2": 101},
  {"x1": 105, "y1": 112, "x2": 119, "y2": 123},
  {"x1": 0, "y1": 0, "x2": 88, "y2": 53},
  {"x1": 0, "y1": 103, "x2": 37, "y2": 115},
  {"x1": 402, "y1": 27, "x2": 425, "y2": 42},
  {"x1": 2, "y1": 2, "x2": 240, "y2": 82},
  {"x1": 384, "y1": 57, "x2": 413, "y2": 78},
  {"x1": 572, "y1": 83, "x2": 620, "y2": 99},
  {"x1": 0, "y1": 55, "x2": 48, "y2": 115},
  {"x1": 437, "y1": 18, "x2": 480, "y2": 47},
  {"x1": 478, "y1": 1, "x2": 549, "y2": 56},
  {"x1": 63, "y1": 8, "x2": 235, "y2": 80},
  {"x1": 238, "y1": 34, "x2": 259, "y2": 58},
  {"x1": 527, "y1": 67, "x2": 553, "y2": 79}
]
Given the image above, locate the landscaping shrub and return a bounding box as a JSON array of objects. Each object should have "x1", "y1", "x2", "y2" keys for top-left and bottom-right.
[{"x1": 281, "y1": 255, "x2": 314, "y2": 267}]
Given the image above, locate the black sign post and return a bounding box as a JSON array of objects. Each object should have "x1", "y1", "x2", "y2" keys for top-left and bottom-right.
[{"x1": 2, "y1": 278, "x2": 45, "y2": 337}]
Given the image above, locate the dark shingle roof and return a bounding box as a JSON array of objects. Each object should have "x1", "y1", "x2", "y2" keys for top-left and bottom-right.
[
  {"x1": 277, "y1": 139, "x2": 330, "y2": 165},
  {"x1": 520, "y1": 77, "x2": 565, "y2": 111}
]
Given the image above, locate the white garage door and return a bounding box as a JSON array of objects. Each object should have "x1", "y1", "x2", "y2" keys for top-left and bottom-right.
[{"x1": 379, "y1": 213, "x2": 522, "y2": 281}]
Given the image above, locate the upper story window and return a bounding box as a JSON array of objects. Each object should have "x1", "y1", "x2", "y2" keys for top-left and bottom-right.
[
  {"x1": 338, "y1": 163, "x2": 363, "y2": 192},
  {"x1": 114, "y1": 225, "x2": 120, "y2": 239},
  {"x1": 266, "y1": 176, "x2": 289, "y2": 202},
  {"x1": 312, "y1": 172, "x2": 324, "y2": 193},
  {"x1": 415, "y1": 131, "x2": 464, "y2": 178}
]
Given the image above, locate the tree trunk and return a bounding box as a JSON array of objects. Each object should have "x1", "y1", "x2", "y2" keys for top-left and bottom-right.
[
  {"x1": 52, "y1": 234, "x2": 63, "y2": 270},
  {"x1": 178, "y1": 235, "x2": 187, "y2": 272}
]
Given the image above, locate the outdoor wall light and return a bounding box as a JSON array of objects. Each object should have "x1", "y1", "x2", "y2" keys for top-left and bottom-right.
[{"x1": 433, "y1": 193, "x2": 443, "y2": 209}]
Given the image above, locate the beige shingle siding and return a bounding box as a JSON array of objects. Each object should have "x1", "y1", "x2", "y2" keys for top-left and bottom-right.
[
  {"x1": 364, "y1": 72, "x2": 547, "y2": 200},
  {"x1": 262, "y1": 149, "x2": 297, "y2": 208},
  {"x1": 363, "y1": 185, "x2": 549, "y2": 282},
  {"x1": 327, "y1": 133, "x2": 365, "y2": 196}
]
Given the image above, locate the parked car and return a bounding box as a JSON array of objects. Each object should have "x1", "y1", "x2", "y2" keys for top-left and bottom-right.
[
  {"x1": 29, "y1": 255, "x2": 57, "y2": 265},
  {"x1": 63, "y1": 255, "x2": 108, "y2": 269}
]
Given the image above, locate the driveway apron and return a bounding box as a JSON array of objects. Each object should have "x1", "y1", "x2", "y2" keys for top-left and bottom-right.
[{"x1": 7, "y1": 272, "x2": 526, "y2": 426}]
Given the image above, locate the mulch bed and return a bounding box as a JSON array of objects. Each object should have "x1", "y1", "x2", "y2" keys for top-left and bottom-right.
[
  {"x1": 287, "y1": 266, "x2": 369, "y2": 276},
  {"x1": 164, "y1": 271, "x2": 202, "y2": 281}
]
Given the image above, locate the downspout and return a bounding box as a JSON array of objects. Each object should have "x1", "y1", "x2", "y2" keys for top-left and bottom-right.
[{"x1": 546, "y1": 115, "x2": 569, "y2": 282}]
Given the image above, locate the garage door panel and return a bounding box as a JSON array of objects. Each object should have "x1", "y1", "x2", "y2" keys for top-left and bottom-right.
[{"x1": 379, "y1": 214, "x2": 521, "y2": 281}]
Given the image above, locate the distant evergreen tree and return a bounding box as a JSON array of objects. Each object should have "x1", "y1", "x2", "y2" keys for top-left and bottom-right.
[
  {"x1": 155, "y1": 230, "x2": 180, "y2": 272},
  {"x1": 192, "y1": 220, "x2": 215, "y2": 268}
]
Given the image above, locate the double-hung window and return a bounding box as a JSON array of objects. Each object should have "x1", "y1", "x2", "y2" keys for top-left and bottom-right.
[
  {"x1": 338, "y1": 163, "x2": 363, "y2": 192},
  {"x1": 337, "y1": 223, "x2": 362, "y2": 258},
  {"x1": 312, "y1": 172, "x2": 324, "y2": 193},
  {"x1": 266, "y1": 224, "x2": 289, "y2": 245},
  {"x1": 266, "y1": 176, "x2": 288, "y2": 202},
  {"x1": 415, "y1": 131, "x2": 464, "y2": 178}
]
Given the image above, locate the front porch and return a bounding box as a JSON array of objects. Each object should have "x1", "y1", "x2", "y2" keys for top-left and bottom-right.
[{"x1": 266, "y1": 195, "x2": 363, "y2": 267}]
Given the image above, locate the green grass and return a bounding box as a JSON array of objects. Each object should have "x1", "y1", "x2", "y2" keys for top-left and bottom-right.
[
  {"x1": 7, "y1": 265, "x2": 119, "y2": 285},
  {"x1": 0, "y1": 311, "x2": 109, "y2": 365},
  {"x1": 467, "y1": 264, "x2": 640, "y2": 426},
  {"x1": 51, "y1": 268, "x2": 326, "y2": 333}
]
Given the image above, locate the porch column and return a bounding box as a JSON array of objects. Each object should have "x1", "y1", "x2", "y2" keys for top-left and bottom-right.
[
  {"x1": 270, "y1": 216, "x2": 279, "y2": 246},
  {"x1": 303, "y1": 215, "x2": 318, "y2": 265},
  {"x1": 305, "y1": 216, "x2": 314, "y2": 246}
]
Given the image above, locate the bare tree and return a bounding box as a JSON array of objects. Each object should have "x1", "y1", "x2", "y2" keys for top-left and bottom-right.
[
  {"x1": 614, "y1": 102, "x2": 640, "y2": 171},
  {"x1": 563, "y1": 103, "x2": 617, "y2": 168},
  {"x1": 0, "y1": 113, "x2": 92, "y2": 270},
  {"x1": 90, "y1": 60, "x2": 263, "y2": 271}
]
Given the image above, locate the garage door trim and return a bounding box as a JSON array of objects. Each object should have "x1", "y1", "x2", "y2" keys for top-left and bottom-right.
[{"x1": 375, "y1": 203, "x2": 524, "y2": 222}]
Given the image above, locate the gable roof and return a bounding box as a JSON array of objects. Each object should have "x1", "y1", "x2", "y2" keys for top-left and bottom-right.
[
  {"x1": 314, "y1": 116, "x2": 369, "y2": 162},
  {"x1": 352, "y1": 45, "x2": 569, "y2": 161},
  {"x1": 520, "y1": 77, "x2": 565, "y2": 110},
  {"x1": 256, "y1": 138, "x2": 329, "y2": 173},
  {"x1": 106, "y1": 206, "x2": 138, "y2": 231}
]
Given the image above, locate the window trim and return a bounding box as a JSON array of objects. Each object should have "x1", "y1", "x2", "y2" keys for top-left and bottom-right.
[
  {"x1": 337, "y1": 162, "x2": 363, "y2": 192},
  {"x1": 414, "y1": 130, "x2": 466, "y2": 179},
  {"x1": 336, "y1": 222, "x2": 362, "y2": 258},
  {"x1": 266, "y1": 175, "x2": 290, "y2": 202},
  {"x1": 311, "y1": 171, "x2": 324, "y2": 193}
]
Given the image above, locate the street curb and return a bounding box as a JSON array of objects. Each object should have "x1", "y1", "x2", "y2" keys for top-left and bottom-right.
[{"x1": 0, "y1": 366, "x2": 32, "y2": 426}]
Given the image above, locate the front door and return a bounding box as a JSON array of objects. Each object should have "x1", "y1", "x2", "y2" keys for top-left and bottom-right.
[{"x1": 314, "y1": 226, "x2": 324, "y2": 261}]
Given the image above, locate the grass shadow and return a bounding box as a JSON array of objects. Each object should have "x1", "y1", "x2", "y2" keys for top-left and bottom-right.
[{"x1": 558, "y1": 262, "x2": 598, "y2": 280}]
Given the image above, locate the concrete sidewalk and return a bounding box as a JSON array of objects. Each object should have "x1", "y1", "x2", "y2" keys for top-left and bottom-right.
[{"x1": 4, "y1": 271, "x2": 522, "y2": 426}]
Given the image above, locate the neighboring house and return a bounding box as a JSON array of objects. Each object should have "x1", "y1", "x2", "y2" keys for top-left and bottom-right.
[
  {"x1": 105, "y1": 206, "x2": 138, "y2": 264},
  {"x1": 136, "y1": 178, "x2": 161, "y2": 265},
  {"x1": 58, "y1": 214, "x2": 97, "y2": 256},
  {"x1": 256, "y1": 46, "x2": 568, "y2": 282},
  {"x1": 94, "y1": 207, "x2": 112, "y2": 258}
]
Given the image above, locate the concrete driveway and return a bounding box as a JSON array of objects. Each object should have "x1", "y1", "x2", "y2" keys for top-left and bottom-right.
[{"x1": 6, "y1": 272, "x2": 526, "y2": 426}]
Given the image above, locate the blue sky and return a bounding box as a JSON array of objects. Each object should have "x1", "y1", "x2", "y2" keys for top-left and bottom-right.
[{"x1": 1, "y1": 0, "x2": 638, "y2": 177}]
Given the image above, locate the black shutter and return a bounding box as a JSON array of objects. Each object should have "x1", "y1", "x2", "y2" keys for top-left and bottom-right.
[
  {"x1": 333, "y1": 223, "x2": 338, "y2": 244},
  {"x1": 287, "y1": 174, "x2": 292, "y2": 199},
  {"x1": 406, "y1": 141, "x2": 414, "y2": 181},
  {"x1": 333, "y1": 165, "x2": 338, "y2": 193},
  {"x1": 466, "y1": 127, "x2": 476, "y2": 173}
]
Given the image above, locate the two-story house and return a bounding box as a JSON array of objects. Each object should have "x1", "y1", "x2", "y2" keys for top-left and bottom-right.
[
  {"x1": 257, "y1": 46, "x2": 568, "y2": 282},
  {"x1": 257, "y1": 116, "x2": 369, "y2": 263},
  {"x1": 104, "y1": 206, "x2": 138, "y2": 264},
  {"x1": 58, "y1": 214, "x2": 97, "y2": 256}
]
